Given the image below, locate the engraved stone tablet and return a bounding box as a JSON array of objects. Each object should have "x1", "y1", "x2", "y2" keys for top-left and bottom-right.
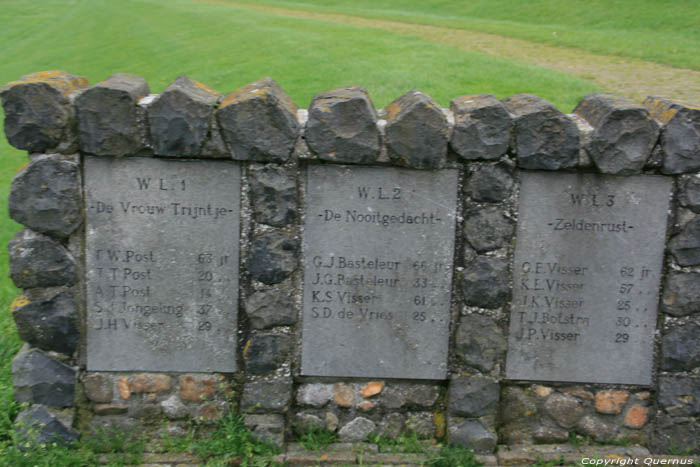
[
  {"x1": 301, "y1": 165, "x2": 458, "y2": 379},
  {"x1": 85, "y1": 156, "x2": 240, "y2": 372},
  {"x1": 506, "y1": 172, "x2": 672, "y2": 385}
]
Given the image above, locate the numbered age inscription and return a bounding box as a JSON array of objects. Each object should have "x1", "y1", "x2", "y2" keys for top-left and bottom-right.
[
  {"x1": 85, "y1": 157, "x2": 240, "y2": 372},
  {"x1": 301, "y1": 165, "x2": 458, "y2": 379},
  {"x1": 506, "y1": 172, "x2": 671, "y2": 385}
]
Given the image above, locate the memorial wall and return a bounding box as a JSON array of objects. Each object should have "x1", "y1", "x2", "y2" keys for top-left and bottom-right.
[{"x1": 2, "y1": 71, "x2": 699, "y2": 454}]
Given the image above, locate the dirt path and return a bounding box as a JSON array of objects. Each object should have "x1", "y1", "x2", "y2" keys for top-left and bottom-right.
[{"x1": 217, "y1": 1, "x2": 700, "y2": 105}]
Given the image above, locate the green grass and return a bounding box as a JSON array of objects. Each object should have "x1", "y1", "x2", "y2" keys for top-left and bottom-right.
[{"x1": 249, "y1": 0, "x2": 700, "y2": 71}]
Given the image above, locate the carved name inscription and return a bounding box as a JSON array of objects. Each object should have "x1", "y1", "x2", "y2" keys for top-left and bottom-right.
[
  {"x1": 85, "y1": 156, "x2": 240, "y2": 372},
  {"x1": 301, "y1": 165, "x2": 458, "y2": 379},
  {"x1": 506, "y1": 172, "x2": 671, "y2": 385}
]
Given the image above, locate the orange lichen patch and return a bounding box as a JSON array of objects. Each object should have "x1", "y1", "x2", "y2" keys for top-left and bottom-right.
[
  {"x1": 433, "y1": 411, "x2": 446, "y2": 439},
  {"x1": 220, "y1": 82, "x2": 268, "y2": 107},
  {"x1": 333, "y1": 383, "x2": 354, "y2": 407},
  {"x1": 118, "y1": 376, "x2": 131, "y2": 400},
  {"x1": 242, "y1": 339, "x2": 251, "y2": 358},
  {"x1": 663, "y1": 294, "x2": 676, "y2": 306},
  {"x1": 199, "y1": 403, "x2": 224, "y2": 421},
  {"x1": 595, "y1": 390, "x2": 630, "y2": 414},
  {"x1": 10, "y1": 295, "x2": 30, "y2": 312},
  {"x1": 3, "y1": 70, "x2": 88, "y2": 96},
  {"x1": 179, "y1": 375, "x2": 223, "y2": 402},
  {"x1": 534, "y1": 385, "x2": 553, "y2": 398},
  {"x1": 16, "y1": 163, "x2": 29, "y2": 172},
  {"x1": 637, "y1": 392, "x2": 650, "y2": 400},
  {"x1": 385, "y1": 101, "x2": 402, "y2": 121},
  {"x1": 130, "y1": 373, "x2": 172, "y2": 393},
  {"x1": 360, "y1": 381, "x2": 384, "y2": 398},
  {"x1": 192, "y1": 79, "x2": 220, "y2": 97},
  {"x1": 624, "y1": 405, "x2": 649, "y2": 429}
]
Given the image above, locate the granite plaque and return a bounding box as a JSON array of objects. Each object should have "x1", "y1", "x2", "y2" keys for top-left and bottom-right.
[
  {"x1": 301, "y1": 165, "x2": 458, "y2": 379},
  {"x1": 506, "y1": 172, "x2": 672, "y2": 385},
  {"x1": 85, "y1": 156, "x2": 240, "y2": 372}
]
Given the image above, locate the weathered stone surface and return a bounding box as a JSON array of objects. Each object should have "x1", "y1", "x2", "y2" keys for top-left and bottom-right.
[
  {"x1": 448, "y1": 375, "x2": 499, "y2": 417},
  {"x1": 460, "y1": 256, "x2": 509, "y2": 309},
  {"x1": 651, "y1": 414, "x2": 699, "y2": 455},
  {"x1": 669, "y1": 217, "x2": 700, "y2": 266},
  {"x1": 293, "y1": 412, "x2": 323, "y2": 434},
  {"x1": 658, "y1": 376, "x2": 700, "y2": 417},
  {"x1": 376, "y1": 383, "x2": 440, "y2": 410},
  {"x1": 9, "y1": 155, "x2": 82, "y2": 239},
  {"x1": 544, "y1": 393, "x2": 584, "y2": 428},
  {"x1": 466, "y1": 162, "x2": 514, "y2": 203},
  {"x1": 333, "y1": 383, "x2": 355, "y2": 408},
  {"x1": 247, "y1": 231, "x2": 298, "y2": 285},
  {"x1": 94, "y1": 404, "x2": 128, "y2": 416},
  {"x1": 449, "y1": 419, "x2": 497, "y2": 454},
  {"x1": 679, "y1": 177, "x2": 700, "y2": 213},
  {"x1": 15, "y1": 405, "x2": 80, "y2": 447},
  {"x1": 338, "y1": 417, "x2": 376, "y2": 442},
  {"x1": 463, "y1": 207, "x2": 514, "y2": 253},
  {"x1": 217, "y1": 77, "x2": 298, "y2": 162},
  {"x1": 248, "y1": 164, "x2": 297, "y2": 227},
  {"x1": 148, "y1": 75, "x2": 220, "y2": 156},
  {"x1": 662, "y1": 323, "x2": 700, "y2": 372},
  {"x1": 8, "y1": 229, "x2": 76, "y2": 288},
  {"x1": 12, "y1": 347, "x2": 75, "y2": 407},
  {"x1": 1, "y1": 71, "x2": 88, "y2": 152},
  {"x1": 378, "y1": 413, "x2": 405, "y2": 438},
  {"x1": 624, "y1": 405, "x2": 650, "y2": 429},
  {"x1": 500, "y1": 386, "x2": 538, "y2": 425},
  {"x1": 84, "y1": 374, "x2": 113, "y2": 403},
  {"x1": 405, "y1": 412, "x2": 435, "y2": 438},
  {"x1": 130, "y1": 374, "x2": 172, "y2": 394},
  {"x1": 76, "y1": 73, "x2": 149, "y2": 156},
  {"x1": 11, "y1": 289, "x2": 79, "y2": 355},
  {"x1": 455, "y1": 313, "x2": 506, "y2": 372},
  {"x1": 662, "y1": 272, "x2": 700, "y2": 317},
  {"x1": 161, "y1": 395, "x2": 188, "y2": 419},
  {"x1": 574, "y1": 93, "x2": 659, "y2": 175},
  {"x1": 118, "y1": 377, "x2": 130, "y2": 400},
  {"x1": 450, "y1": 94, "x2": 511, "y2": 161},
  {"x1": 200, "y1": 115, "x2": 229, "y2": 158},
  {"x1": 532, "y1": 424, "x2": 570, "y2": 443},
  {"x1": 244, "y1": 333, "x2": 292, "y2": 374},
  {"x1": 644, "y1": 97, "x2": 700, "y2": 174},
  {"x1": 360, "y1": 381, "x2": 384, "y2": 398},
  {"x1": 241, "y1": 377, "x2": 292, "y2": 413},
  {"x1": 325, "y1": 412, "x2": 339, "y2": 432},
  {"x1": 179, "y1": 375, "x2": 222, "y2": 402},
  {"x1": 595, "y1": 390, "x2": 630, "y2": 415},
  {"x1": 244, "y1": 284, "x2": 297, "y2": 330},
  {"x1": 385, "y1": 90, "x2": 449, "y2": 169},
  {"x1": 502, "y1": 94, "x2": 579, "y2": 170},
  {"x1": 244, "y1": 414, "x2": 285, "y2": 448},
  {"x1": 296, "y1": 383, "x2": 334, "y2": 408},
  {"x1": 576, "y1": 415, "x2": 616, "y2": 443},
  {"x1": 305, "y1": 86, "x2": 380, "y2": 163},
  {"x1": 534, "y1": 385, "x2": 553, "y2": 398}
]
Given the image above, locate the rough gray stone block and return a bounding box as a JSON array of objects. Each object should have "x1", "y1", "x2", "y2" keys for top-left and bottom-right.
[
  {"x1": 448, "y1": 375, "x2": 500, "y2": 417},
  {"x1": 248, "y1": 164, "x2": 297, "y2": 227},
  {"x1": 12, "y1": 288, "x2": 79, "y2": 355},
  {"x1": 576, "y1": 415, "x2": 616, "y2": 443},
  {"x1": 466, "y1": 162, "x2": 514, "y2": 203},
  {"x1": 15, "y1": 405, "x2": 79, "y2": 448},
  {"x1": 669, "y1": 216, "x2": 700, "y2": 266},
  {"x1": 244, "y1": 414, "x2": 285, "y2": 448},
  {"x1": 296, "y1": 383, "x2": 334, "y2": 408},
  {"x1": 455, "y1": 313, "x2": 506, "y2": 372},
  {"x1": 244, "y1": 333, "x2": 292, "y2": 374},
  {"x1": 679, "y1": 177, "x2": 700, "y2": 213},
  {"x1": 662, "y1": 323, "x2": 700, "y2": 372},
  {"x1": 305, "y1": 86, "x2": 380, "y2": 164},
  {"x1": 460, "y1": 256, "x2": 509, "y2": 309},
  {"x1": 405, "y1": 412, "x2": 435, "y2": 438},
  {"x1": 544, "y1": 393, "x2": 584, "y2": 428},
  {"x1": 574, "y1": 93, "x2": 659, "y2": 175},
  {"x1": 661, "y1": 272, "x2": 700, "y2": 317},
  {"x1": 500, "y1": 386, "x2": 538, "y2": 425},
  {"x1": 1, "y1": 71, "x2": 88, "y2": 152},
  {"x1": 651, "y1": 414, "x2": 699, "y2": 455},
  {"x1": 463, "y1": 207, "x2": 514, "y2": 253},
  {"x1": 450, "y1": 94, "x2": 511, "y2": 161},
  {"x1": 658, "y1": 376, "x2": 700, "y2": 417},
  {"x1": 8, "y1": 229, "x2": 76, "y2": 288},
  {"x1": 502, "y1": 94, "x2": 579, "y2": 170},
  {"x1": 644, "y1": 96, "x2": 700, "y2": 174},
  {"x1": 338, "y1": 417, "x2": 376, "y2": 442},
  {"x1": 9, "y1": 155, "x2": 82, "y2": 239},
  {"x1": 76, "y1": 73, "x2": 149, "y2": 156},
  {"x1": 244, "y1": 283, "x2": 297, "y2": 329},
  {"x1": 448, "y1": 419, "x2": 497, "y2": 454},
  {"x1": 247, "y1": 231, "x2": 299, "y2": 284},
  {"x1": 217, "y1": 77, "x2": 298, "y2": 162},
  {"x1": 12, "y1": 347, "x2": 76, "y2": 407},
  {"x1": 83, "y1": 374, "x2": 113, "y2": 404},
  {"x1": 532, "y1": 424, "x2": 570, "y2": 444},
  {"x1": 148, "y1": 75, "x2": 220, "y2": 156},
  {"x1": 241, "y1": 376, "x2": 293, "y2": 413},
  {"x1": 385, "y1": 89, "x2": 449, "y2": 169}
]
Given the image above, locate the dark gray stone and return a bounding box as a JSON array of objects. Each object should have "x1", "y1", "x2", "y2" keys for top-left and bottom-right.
[
  {"x1": 248, "y1": 164, "x2": 297, "y2": 227},
  {"x1": 244, "y1": 284, "x2": 297, "y2": 329},
  {"x1": 241, "y1": 376, "x2": 293, "y2": 413},
  {"x1": 15, "y1": 405, "x2": 79, "y2": 447},
  {"x1": 76, "y1": 73, "x2": 149, "y2": 156},
  {"x1": 378, "y1": 413, "x2": 406, "y2": 439},
  {"x1": 217, "y1": 77, "x2": 298, "y2": 162},
  {"x1": 244, "y1": 414, "x2": 285, "y2": 448},
  {"x1": 460, "y1": 256, "x2": 509, "y2": 309},
  {"x1": 12, "y1": 288, "x2": 79, "y2": 355},
  {"x1": 669, "y1": 217, "x2": 700, "y2": 266},
  {"x1": 658, "y1": 376, "x2": 700, "y2": 417},
  {"x1": 200, "y1": 116, "x2": 229, "y2": 158},
  {"x1": 385, "y1": 90, "x2": 449, "y2": 169},
  {"x1": 576, "y1": 415, "x2": 616, "y2": 443},
  {"x1": 8, "y1": 229, "x2": 76, "y2": 288},
  {"x1": 662, "y1": 323, "x2": 700, "y2": 372},
  {"x1": 338, "y1": 417, "x2": 376, "y2": 442},
  {"x1": 679, "y1": 177, "x2": 700, "y2": 213},
  {"x1": 455, "y1": 313, "x2": 506, "y2": 372},
  {"x1": 574, "y1": 93, "x2": 659, "y2": 175},
  {"x1": 305, "y1": 86, "x2": 380, "y2": 164},
  {"x1": 502, "y1": 94, "x2": 579, "y2": 170},
  {"x1": 507, "y1": 172, "x2": 672, "y2": 385},
  {"x1": 403, "y1": 384, "x2": 441, "y2": 408},
  {"x1": 247, "y1": 231, "x2": 298, "y2": 285},
  {"x1": 533, "y1": 424, "x2": 570, "y2": 444},
  {"x1": 644, "y1": 97, "x2": 700, "y2": 175},
  {"x1": 463, "y1": 207, "x2": 514, "y2": 253},
  {"x1": 450, "y1": 94, "x2": 511, "y2": 161},
  {"x1": 448, "y1": 375, "x2": 499, "y2": 417},
  {"x1": 1, "y1": 71, "x2": 88, "y2": 152},
  {"x1": 83, "y1": 374, "x2": 113, "y2": 403},
  {"x1": 148, "y1": 75, "x2": 220, "y2": 156},
  {"x1": 12, "y1": 347, "x2": 76, "y2": 407},
  {"x1": 293, "y1": 412, "x2": 323, "y2": 435},
  {"x1": 651, "y1": 414, "x2": 699, "y2": 455},
  {"x1": 500, "y1": 386, "x2": 538, "y2": 425},
  {"x1": 448, "y1": 419, "x2": 497, "y2": 454},
  {"x1": 466, "y1": 162, "x2": 514, "y2": 203},
  {"x1": 405, "y1": 412, "x2": 435, "y2": 438},
  {"x1": 662, "y1": 272, "x2": 700, "y2": 317},
  {"x1": 9, "y1": 155, "x2": 82, "y2": 239},
  {"x1": 244, "y1": 333, "x2": 292, "y2": 374},
  {"x1": 544, "y1": 393, "x2": 584, "y2": 428}
]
